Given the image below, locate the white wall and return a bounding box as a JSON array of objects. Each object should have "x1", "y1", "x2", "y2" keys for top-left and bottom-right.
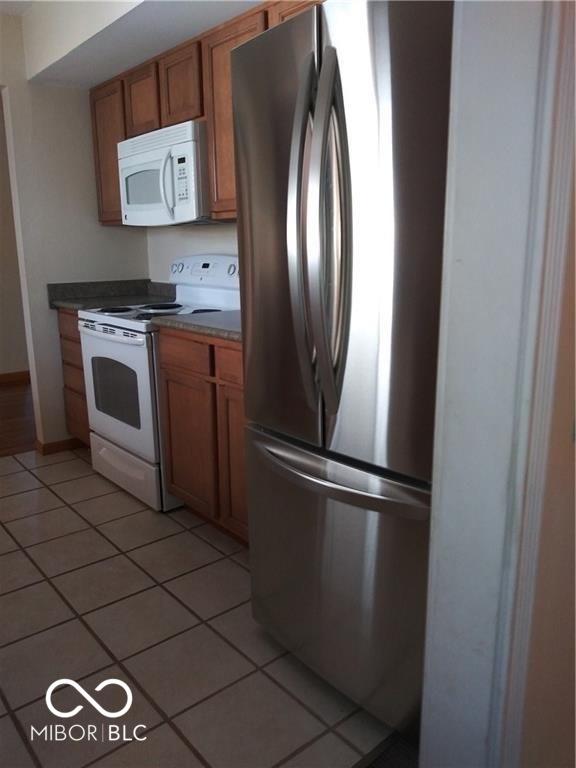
[
  {"x1": 22, "y1": 1, "x2": 140, "y2": 80},
  {"x1": 0, "y1": 94, "x2": 27, "y2": 375},
  {"x1": 147, "y1": 224, "x2": 238, "y2": 281},
  {"x1": 1, "y1": 13, "x2": 148, "y2": 444},
  {"x1": 520, "y1": 220, "x2": 574, "y2": 768},
  {"x1": 420, "y1": 2, "x2": 553, "y2": 765}
]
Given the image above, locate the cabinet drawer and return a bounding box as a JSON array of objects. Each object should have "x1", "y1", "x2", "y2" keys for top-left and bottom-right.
[
  {"x1": 215, "y1": 346, "x2": 243, "y2": 386},
  {"x1": 61, "y1": 338, "x2": 83, "y2": 369},
  {"x1": 58, "y1": 310, "x2": 80, "y2": 342},
  {"x1": 63, "y1": 363, "x2": 85, "y2": 395},
  {"x1": 159, "y1": 332, "x2": 212, "y2": 376},
  {"x1": 63, "y1": 387, "x2": 90, "y2": 445}
]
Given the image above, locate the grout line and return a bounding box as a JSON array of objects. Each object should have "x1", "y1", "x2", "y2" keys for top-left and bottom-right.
[
  {"x1": 0, "y1": 615, "x2": 80, "y2": 652},
  {"x1": 1, "y1": 459, "x2": 377, "y2": 768},
  {"x1": 272, "y1": 730, "x2": 364, "y2": 768},
  {"x1": 160, "y1": 720, "x2": 213, "y2": 768},
  {"x1": 166, "y1": 668, "x2": 260, "y2": 723},
  {"x1": 0, "y1": 505, "x2": 72, "y2": 527},
  {"x1": 13, "y1": 452, "x2": 90, "y2": 472},
  {"x1": 69, "y1": 502, "x2": 151, "y2": 527},
  {"x1": 47, "y1": 487, "x2": 127, "y2": 506},
  {"x1": 0, "y1": 575, "x2": 47, "y2": 599},
  {"x1": 259, "y1": 665, "x2": 363, "y2": 733},
  {"x1": 1, "y1": 521, "x2": 234, "y2": 608},
  {"x1": 0, "y1": 475, "x2": 257, "y2": 726},
  {"x1": 0, "y1": 687, "x2": 43, "y2": 768},
  {"x1": 29, "y1": 467, "x2": 96, "y2": 484},
  {"x1": 0, "y1": 484, "x2": 44, "y2": 500},
  {"x1": 0, "y1": 535, "x2": 175, "y2": 767},
  {"x1": 80, "y1": 720, "x2": 169, "y2": 768},
  {"x1": 4, "y1": 524, "x2": 91, "y2": 550},
  {"x1": 3, "y1": 658, "x2": 117, "y2": 715}
]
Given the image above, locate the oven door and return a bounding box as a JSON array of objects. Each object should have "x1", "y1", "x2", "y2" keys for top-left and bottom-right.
[{"x1": 79, "y1": 322, "x2": 159, "y2": 464}]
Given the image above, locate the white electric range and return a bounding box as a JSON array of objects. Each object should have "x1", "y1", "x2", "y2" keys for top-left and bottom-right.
[{"x1": 78, "y1": 254, "x2": 240, "y2": 511}]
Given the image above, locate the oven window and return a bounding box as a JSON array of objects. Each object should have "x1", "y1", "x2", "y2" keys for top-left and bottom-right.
[
  {"x1": 91, "y1": 358, "x2": 141, "y2": 429},
  {"x1": 126, "y1": 169, "x2": 161, "y2": 205}
]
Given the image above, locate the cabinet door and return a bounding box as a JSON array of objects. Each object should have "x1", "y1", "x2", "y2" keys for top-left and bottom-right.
[
  {"x1": 90, "y1": 80, "x2": 125, "y2": 224},
  {"x1": 159, "y1": 42, "x2": 203, "y2": 126},
  {"x1": 123, "y1": 63, "x2": 160, "y2": 137},
  {"x1": 202, "y1": 11, "x2": 266, "y2": 218},
  {"x1": 217, "y1": 384, "x2": 248, "y2": 540},
  {"x1": 160, "y1": 366, "x2": 218, "y2": 517},
  {"x1": 267, "y1": 0, "x2": 320, "y2": 27}
]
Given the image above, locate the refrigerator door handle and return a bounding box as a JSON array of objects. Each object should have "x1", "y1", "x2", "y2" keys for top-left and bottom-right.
[
  {"x1": 287, "y1": 52, "x2": 317, "y2": 410},
  {"x1": 253, "y1": 432, "x2": 430, "y2": 520},
  {"x1": 306, "y1": 45, "x2": 352, "y2": 417}
]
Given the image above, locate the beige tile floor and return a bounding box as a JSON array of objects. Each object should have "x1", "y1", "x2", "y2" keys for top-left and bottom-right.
[{"x1": 0, "y1": 449, "x2": 393, "y2": 768}]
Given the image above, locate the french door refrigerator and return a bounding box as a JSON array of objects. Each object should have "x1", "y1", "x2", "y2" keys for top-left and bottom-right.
[{"x1": 232, "y1": 0, "x2": 452, "y2": 731}]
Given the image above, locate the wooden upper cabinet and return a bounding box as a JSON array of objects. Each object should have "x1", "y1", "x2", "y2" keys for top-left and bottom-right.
[
  {"x1": 90, "y1": 80, "x2": 125, "y2": 224},
  {"x1": 202, "y1": 10, "x2": 267, "y2": 219},
  {"x1": 159, "y1": 41, "x2": 203, "y2": 126},
  {"x1": 123, "y1": 63, "x2": 160, "y2": 137},
  {"x1": 267, "y1": 0, "x2": 320, "y2": 27}
]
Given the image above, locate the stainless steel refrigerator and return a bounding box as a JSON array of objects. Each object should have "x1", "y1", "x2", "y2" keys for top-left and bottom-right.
[{"x1": 232, "y1": 0, "x2": 452, "y2": 731}]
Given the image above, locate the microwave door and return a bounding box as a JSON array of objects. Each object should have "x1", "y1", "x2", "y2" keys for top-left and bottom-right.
[{"x1": 119, "y1": 147, "x2": 174, "y2": 226}]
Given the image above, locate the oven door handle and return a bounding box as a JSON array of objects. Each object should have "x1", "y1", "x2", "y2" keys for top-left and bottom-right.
[{"x1": 78, "y1": 324, "x2": 148, "y2": 347}]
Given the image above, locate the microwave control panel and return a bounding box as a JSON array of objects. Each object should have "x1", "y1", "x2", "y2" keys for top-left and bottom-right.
[{"x1": 175, "y1": 155, "x2": 189, "y2": 203}]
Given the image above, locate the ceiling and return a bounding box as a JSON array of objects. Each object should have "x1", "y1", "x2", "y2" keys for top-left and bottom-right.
[
  {"x1": 31, "y1": 1, "x2": 260, "y2": 87},
  {"x1": 0, "y1": 1, "x2": 32, "y2": 15}
]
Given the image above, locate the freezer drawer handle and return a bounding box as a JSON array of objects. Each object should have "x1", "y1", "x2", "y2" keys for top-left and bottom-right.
[{"x1": 255, "y1": 439, "x2": 430, "y2": 521}]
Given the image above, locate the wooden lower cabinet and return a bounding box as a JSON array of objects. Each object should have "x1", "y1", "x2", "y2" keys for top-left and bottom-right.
[
  {"x1": 159, "y1": 366, "x2": 219, "y2": 518},
  {"x1": 57, "y1": 309, "x2": 90, "y2": 446},
  {"x1": 63, "y1": 387, "x2": 90, "y2": 446},
  {"x1": 217, "y1": 384, "x2": 248, "y2": 539},
  {"x1": 158, "y1": 329, "x2": 247, "y2": 541}
]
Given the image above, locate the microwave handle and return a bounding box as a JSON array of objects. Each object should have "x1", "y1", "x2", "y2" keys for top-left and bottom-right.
[{"x1": 160, "y1": 149, "x2": 174, "y2": 219}]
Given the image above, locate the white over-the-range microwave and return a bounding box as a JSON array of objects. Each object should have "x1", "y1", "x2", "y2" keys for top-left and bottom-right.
[{"x1": 117, "y1": 120, "x2": 210, "y2": 226}]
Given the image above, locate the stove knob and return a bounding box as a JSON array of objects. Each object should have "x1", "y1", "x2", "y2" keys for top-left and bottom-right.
[
  {"x1": 178, "y1": 263, "x2": 184, "y2": 273},
  {"x1": 171, "y1": 263, "x2": 178, "y2": 274},
  {"x1": 227, "y1": 264, "x2": 237, "y2": 276}
]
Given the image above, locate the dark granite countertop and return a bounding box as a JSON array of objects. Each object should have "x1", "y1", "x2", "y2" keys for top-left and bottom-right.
[
  {"x1": 151, "y1": 310, "x2": 242, "y2": 342},
  {"x1": 52, "y1": 294, "x2": 174, "y2": 310},
  {"x1": 48, "y1": 280, "x2": 175, "y2": 310}
]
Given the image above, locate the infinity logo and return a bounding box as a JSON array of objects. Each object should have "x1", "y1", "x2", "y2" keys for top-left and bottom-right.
[{"x1": 45, "y1": 679, "x2": 133, "y2": 719}]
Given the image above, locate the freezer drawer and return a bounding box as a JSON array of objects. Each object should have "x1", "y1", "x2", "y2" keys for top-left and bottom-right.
[{"x1": 247, "y1": 426, "x2": 430, "y2": 731}]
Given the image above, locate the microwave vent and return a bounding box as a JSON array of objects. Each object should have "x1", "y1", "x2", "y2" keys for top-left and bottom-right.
[{"x1": 118, "y1": 120, "x2": 196, "y2": 159}]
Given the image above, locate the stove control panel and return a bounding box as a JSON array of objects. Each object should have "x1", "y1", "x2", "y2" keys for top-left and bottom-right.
[{"x1": 169, "y1": 254, "x2": 239, "y2": 287}]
